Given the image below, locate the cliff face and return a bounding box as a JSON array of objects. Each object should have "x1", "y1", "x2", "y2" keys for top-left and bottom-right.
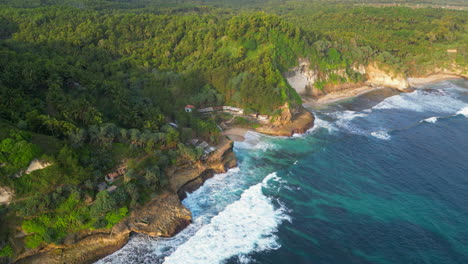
[
  {"x1": 365, "y1": 63, "x2": 409, "y2": 91},
  {"x1": 14, "y1": 138, "x2": 236, "y2": 264},
  {"x1": 286, "y1": 59, "x2": 412, "y2": 100},
  {"x1": 286, "y1": 59, "x2": 467, "y2": 101}
]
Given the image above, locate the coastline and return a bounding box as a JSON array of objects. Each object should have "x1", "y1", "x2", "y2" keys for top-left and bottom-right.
[
  {"x1": 302, "y1": 85, "x2": 381, "y2": 107},
  {"x1": 408, "y1": 74, "x2": 464, "y2": 87},
  {"x1": 15, "y1": 138, "x2": 237, "y2": 264},
  {"x1": 224, "y1": 74, "x2": 466, "y2": 142},
  {"x1": 223, "y1": 109, "x2": 314, "y2": 142},
  {"x1": 15, "y1": 76, "x2": 466, "y2": 263}
]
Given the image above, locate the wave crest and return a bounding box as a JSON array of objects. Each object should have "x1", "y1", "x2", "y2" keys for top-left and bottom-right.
[{"x1": 163, "y1": 173, "x2": 290, "y2": 264}]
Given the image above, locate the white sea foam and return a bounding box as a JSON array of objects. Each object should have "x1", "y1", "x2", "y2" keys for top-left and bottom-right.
[
  {"x1": 333, "y1": 110, "x2": 368, "y2": 121},
  {"x1": 313, "y1": 116, "x2": 338, "y2": 132},
  {"x1": 235, "y1": 131, "x2": 274, "y2": 151},
  {"x1": 456, "y1": 107, "x2": 468, "y2": 117},
  {"x1": 370, "y1": 131, "x2": 391, "y2": 140},
  {"x1": 372, "y1": 90, "x2": 466, "y2": 114},
  {"x1": 163, "y1": 172, "x2": 290, "y2": 264},
  {"x1": 423, "y1": 117, "x2": 439, "y2": 123},
  {"x1": 331, "y1": 110, "x2": 368, "y2": 135},
  {"x1": 291, "y1": 116, "x2": 337, "y2": 137}
]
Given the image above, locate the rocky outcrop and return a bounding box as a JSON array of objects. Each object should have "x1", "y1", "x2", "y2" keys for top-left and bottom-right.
[
  {"x1": 255, "y1": 106, "x2": 314, "y2": 137},
  {"x1": 285, "y1": 58, "x2": 317, "y2": 96},
  {"x1": 14, "y1": 159, "x2": 53, "y2": 178},
  {"x1": 168, "y1": 137, "x2": 237, "y2": 200},
  {"x1": 14, "y1": 137, "x2": 236, "y2": 264},
  {"x1": 15, "y1": 193, "x2": 191, "y2": 264},
  {"x1": 25, "y1": 160, "x2": 52, "y2": 175},
  {"x1": 365, "y1": 63, "x2": 409, "y2": 91}
]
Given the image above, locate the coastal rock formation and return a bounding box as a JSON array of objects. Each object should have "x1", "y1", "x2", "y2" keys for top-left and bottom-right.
[
  {"x1": 168, "y1": 137, "x2": 237, "y2": 199},
  {"x1": 286, "y1": 59, "x2": 411, "y2": 99},
  {"x1": 14, "y1": 138, "x2": 236, "y2": 264},
  {"x1": 365, "y1": 63, "x2": 409, "y2": 91},
  {"x1": 286, "y1": 59, "x2": 467, "y2": 103},
  {"x1": 285, "y1": 58, "x2": 317, "y2": 96},
  {"x1": 255, "y1": 107, "x2": 314, "y2": 137}
]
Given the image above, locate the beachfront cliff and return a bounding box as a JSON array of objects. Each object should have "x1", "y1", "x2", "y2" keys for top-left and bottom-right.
[
  {"x1": 285, "y1": 59, "x2": 411, "y2": 100},
  {"x1": 286, "y1": 59, "x2": 467, "y2": 103},
  {"x1": 13, "y1": 138, "x2": 236, "y2": 264}
]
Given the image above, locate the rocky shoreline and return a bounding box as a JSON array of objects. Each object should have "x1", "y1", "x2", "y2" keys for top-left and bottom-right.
[
  {"x1": 13, "y1": 62, "x2": 464, "y2": 264},
  {"x1": 255, "y1": 109, "x2": 314, "y2": 137},
  {"x1": 14, "y1": 138, "x2": 237, "y2": 264}
]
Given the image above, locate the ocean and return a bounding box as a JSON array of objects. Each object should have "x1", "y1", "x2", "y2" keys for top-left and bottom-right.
[{"x1": 98, "y1": 79, "x2": 468, "y2": 264}]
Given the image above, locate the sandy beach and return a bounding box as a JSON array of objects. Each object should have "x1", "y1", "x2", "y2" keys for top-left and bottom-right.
[
  {"x1": 408, "y1": 74, "x2": 464, "y2": 87},
  {"x1": 223, "y1": 127, "x2": 249, "y2": 142},
  {"x1": 303, "y1": 85, "x2": 380, "y2": 107},
  {"x1": 224, "y1": 75, "x2": 466, "y2": 142}
]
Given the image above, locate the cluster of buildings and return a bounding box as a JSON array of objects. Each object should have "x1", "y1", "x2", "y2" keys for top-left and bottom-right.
[
  {"x1": 189, "y1": 139, "x2": 216, "y2": 159},
  {"x1": 191, "y1": 105, "x2": 244, "y2": 115},
  {"x1": 186, "y1": 105, "x2": 269, "y2": 123}
]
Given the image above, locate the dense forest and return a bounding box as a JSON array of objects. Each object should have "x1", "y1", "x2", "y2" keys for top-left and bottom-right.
[{"x1": 0, "y1": 0, "x2": 466, "y2": 260}]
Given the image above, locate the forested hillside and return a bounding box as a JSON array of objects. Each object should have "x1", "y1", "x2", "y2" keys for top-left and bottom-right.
[{"x1": 0, "y1": 0, "x2": 466, "y2": 261}]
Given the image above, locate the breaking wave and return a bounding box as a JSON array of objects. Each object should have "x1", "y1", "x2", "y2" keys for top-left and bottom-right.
[
  {"x1": 456, "y1": 107, "x2": 468, "y2": 117},
  {"x1": 422, "y1": 117, "x2": 439, "y2": 123},
  {"x1": 164, "y1": 172, "x2": 290, "y2": 264},
  {"x1": 372, "y1": 89, "x2": 466, "y2": 114},
  {"x1": 370, "y1": 131, "x2": 391, "y2": 140},
  {"x1": 235, "y1": 131, "x2": 275, "y2": 151}
]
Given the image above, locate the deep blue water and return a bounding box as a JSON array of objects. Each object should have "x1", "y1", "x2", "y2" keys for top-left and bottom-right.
[{"x1": 98, "y1": 80, "x2": 468, "y2": 264}]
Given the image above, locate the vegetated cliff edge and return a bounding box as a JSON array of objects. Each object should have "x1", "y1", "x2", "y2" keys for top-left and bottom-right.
[
  {"x1": 14, "y1": 137, "x2": 236, "y2": 264},
  {"x1": 286, "y1": 58, "x2": 468, "y2": 102}
]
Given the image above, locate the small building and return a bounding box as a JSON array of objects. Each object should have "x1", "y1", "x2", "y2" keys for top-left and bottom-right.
[
  {"x1": 198, "y1": 141, "x2": 209, "y2": 149},
  {"x1": 204, "y1": 146, "x2": 216, "y2": 155},
  {"x1": 105, "y1": 166, "x2": 127, "y2": 182},
  {"x1": 447, "y1": 49, "x2": 457, "y2": 53},
  {"x1": 198, "y1": 107, "x2": 213, "y2": 113},
  {"x1": 258, "y1": 115, "x2": 269, "y2": 121},
  {"x1": 185, "y1": 105, "x2": 195, "y2": 113}
]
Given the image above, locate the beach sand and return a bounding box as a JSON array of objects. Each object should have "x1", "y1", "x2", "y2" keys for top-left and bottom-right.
[
  {"x1": 303, "y1": 85, "x2": 380, "y2": 107},
  {"x1": 223, "y1": 127, "x2": 249, "y2": 142},
  {"x1": 408, "y1": 74, "x2": 463, "y2": 87}
]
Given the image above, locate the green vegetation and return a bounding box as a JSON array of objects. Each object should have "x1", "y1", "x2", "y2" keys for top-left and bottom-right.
[
  {"x1": 0, "y1": 0, "x2": 466, "y2": 258},
  {"x1": 0, "y1": 243, "x2": 13, "y2": 257}
]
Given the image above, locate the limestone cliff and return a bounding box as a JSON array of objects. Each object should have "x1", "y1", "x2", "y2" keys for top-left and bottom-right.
[
  {"x1": 365, "y1": 63, "x2": 409, "y2": 91},
  {"x1": 286, "y1": 58, "x2": 466, "y2": 101},
  {"x1": 14, "y1": 138, "x2": 236, "y2": 264},
  {"x1": 286, "y1": 59, "x2": 411, "y2": 99}
]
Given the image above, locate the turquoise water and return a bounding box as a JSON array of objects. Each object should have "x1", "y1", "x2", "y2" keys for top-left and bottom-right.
[{"x1": 98, "y1": 80, "x2": 468, "y2": 264}]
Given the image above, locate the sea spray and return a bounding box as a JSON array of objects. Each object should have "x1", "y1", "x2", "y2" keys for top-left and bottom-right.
[
  {"x1": 164, "y1": 173, "x2": 290, "y2": 264},
  {"x1": 456, "y1": 106, "x2": 468, "y2": 117}
]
